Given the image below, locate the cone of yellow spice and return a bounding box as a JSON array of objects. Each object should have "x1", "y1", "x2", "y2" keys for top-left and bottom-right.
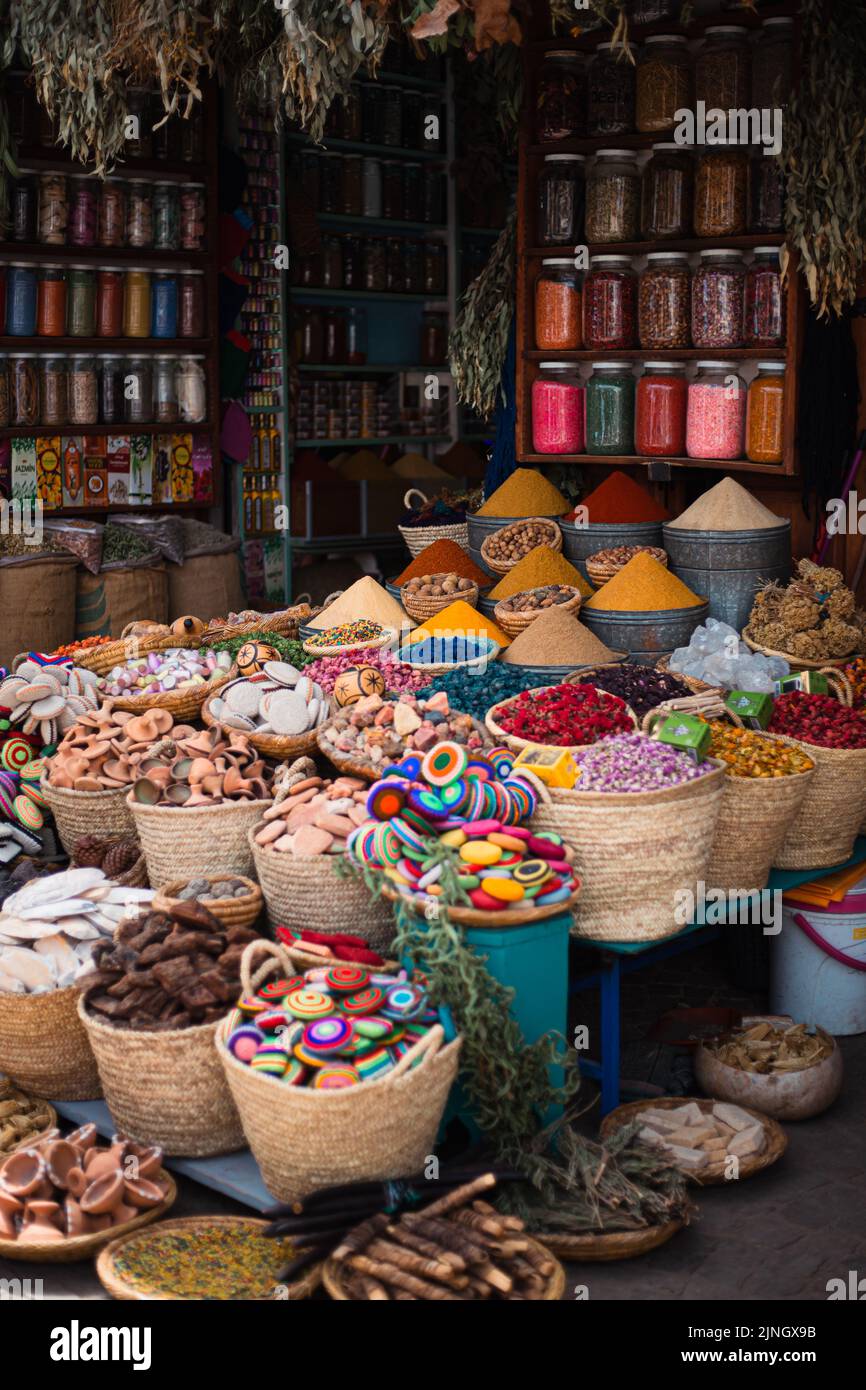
[
  {"x1": 488, "y1": 546, "x2": 594, "y2": 601},
  {"x1": 475, "y1": 468, "x2": 570, "y2": 518},
  {"x1": 409, "y1": 598, "x2": 511, "y2": 648},
  {"x1": 586, "y1": 552, "x2": 704, "y2": 611}
]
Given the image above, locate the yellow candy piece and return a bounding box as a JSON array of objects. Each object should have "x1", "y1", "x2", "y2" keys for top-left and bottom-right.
[
  {"x1": 459, "y1": 841, "x2": 501, "y2": 866},
  {"x1": 488, "y1": 832, "x2": 525, "y2": 853},
  {"x1": 440, "y1": 828, "x2": 468, "y2": 849},
  {"x1": 385, "y1": 868, "x2": 410, "y2": 886},
  {"x1": 481, "y1": 876, "x2": 525, "y2": 903}
]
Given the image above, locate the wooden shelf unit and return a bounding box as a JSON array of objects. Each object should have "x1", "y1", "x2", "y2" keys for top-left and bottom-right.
[{"x1": 515, "y1": 9, "x2": 804, "y2": 479}]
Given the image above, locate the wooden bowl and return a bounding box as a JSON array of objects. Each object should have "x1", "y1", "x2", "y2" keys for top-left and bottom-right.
[{"x1": 694, "y1": 1026, "x2": 843, "y2": 1122}]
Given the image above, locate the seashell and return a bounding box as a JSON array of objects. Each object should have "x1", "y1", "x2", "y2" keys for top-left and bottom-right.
[
  {"x1": 18, "y1": 900, "x2": 103, "y2": 922},
  {"x1": 222, "y1": 712, "x2": 255, "y2": 731},
  {"x1": 57, "y1": 918, "x2": 103, "y2": 940},
  {"x1": 4, "y1": 870, "x2": 106, "y2": 913},
  {"x1": 0, "y1": 914, "x2": 68, "y2": 937},
  {"x1": 0, "y1": 969, "x2": 26, "y2": 993},
  {"x1": 34, "y1": 934, "x2": 80, "y2": 977},
  {"x1": 0, "y1": 946, "x2": 55, "y2": 990}
]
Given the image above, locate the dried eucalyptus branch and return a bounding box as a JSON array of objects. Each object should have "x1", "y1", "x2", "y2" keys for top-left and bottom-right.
[
  {"x1": 278, "y1": 0, "x2": 390, "y2": 145},
  {"x1": 106, "y1": 0, "x2": 215, "y2": 122},
  {"x1": 449, "y1": 210, "x2": 516, "y2": 419}
]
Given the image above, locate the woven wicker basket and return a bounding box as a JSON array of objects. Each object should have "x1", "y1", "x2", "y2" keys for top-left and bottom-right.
[
  {"x1": 201, "y1": 689, "x2": 321, "y2": 762},
  {"x1": 302, "y1": 629, "x2": 397, "y2": 659},
  {"x1": 40, "y1": 776, "x2": 136, "y2": 856},
  {"x1": 480, "y1": 517, "x2": 562, "y2": 576},
  {"x1": 654, "y1": 655, "x2": 723, "y2": 697},
  {"x1": 216, "y1": 940, "x2": 461, "y2": 1203},
  {"x1": 400, "y1": 577, "x2": 479, "y2": 622},
  {"x1": 250, "y1": 828, "x2": 396, "y2": 955},
  {"x1": 153, "y1": 874, "x2": 263, "y2": 929},
  {"x1": 203, "y1": 604, "x2": 313, "y2": 645},
  {"x1": 741, "y1": 627, "x2": 853, "y2": 671},
  {"x1": 599, "y1": 1097, "x2": 787, "y2": 1186},
  {"x1": 395, "y1": 637, "x2": 500, "y2": 680},
  {"x1": 72, "y1": 629, "x2": 200, "y2": 679},
  {"x1": 493, "y1": 586, "x2": 583, "y2": 638},
  {"x1": 771, "y1": 736, "x2": 866, "y2": 869},
  {"x1": 586, "y1": 546, "x2": 668, "y2": 589},
  {"x1": 68, "y1": 838, "x2": 149, "y2": 889},
  {"x1": 485, "y1": 684, "x2": 638, "y2": 753},
  {"x1": 0, "y1": 1171, "x2": 177, "y2": 1265},
  {"x1": 128, "y1": 793, "x2": 272, "y2": 889},
  {"x1": 534, "y1": 1219, "x2": 684, "y2": 1263},
  {"x1": 78, "y1": 995, "x2": 244, "y2": 1156},
  {"x1": 397, "y1": 490, "x2": 470, "y2": 558},
  {"x1": 0, "y1": 985, "x2": 101, "y2": 1100},
  {"x1": 531, "y1": 765, "x2": 726, "y2": 942},
  {"x1": 323, "y1": 1236, "x2": 566, "y2": 1300}
]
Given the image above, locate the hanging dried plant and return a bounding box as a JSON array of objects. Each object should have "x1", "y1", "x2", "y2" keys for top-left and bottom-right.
[
  {"x1": 277, "y1": 0, "x2": 390, "y2": 145},
  {"x1": 106, "y1": 0, "x2": 215, "y2": 122},
  {"x1": 449, "y1": 211, "x2": 516, "y2": 419},
  {"x1": 212, "y1": 0, "x2": 284, "y2": 116},
  {"x1": 781, "y1": 0, "x2": 866, "y2": 318}
]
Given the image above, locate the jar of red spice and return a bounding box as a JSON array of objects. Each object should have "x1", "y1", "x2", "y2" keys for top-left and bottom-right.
[
  {"x1": 746, "y1": 362, "x2": 785, "y2": 464},
  {"x1": 532, "y1": 362, "x2": 585, "y2": 454},
  {"x1": 36, "y1": 266, "x2": 67, "y2": 337},
  {"x1": 583, "y1": 255, "x2": 636, "y2": 351},
  {"x1": 639, "y1": 252, "x2": 690, "y2": 349},
  {"x1": 744, "y1": 247, "x2": 786, "y2": 348},
  {"x1": 96, "y1": 268, "x2": 124, "y2": 338},
  {"x1": 635, "y1": 361, "x2": 687, "y2": 457},
  {"x1": 536, "y1": 52, "x2": 586, "y2": 142},
  {"x1": 535, "y1": 259, "x2": 583, "y2": 351},
  {"x1": 686, "y1": 360, "x2": 745, "y2": 460},
  {"x1": 67, "y1": 177, "x2": 98, "y2": 247},
  {"x1": 180, "y1": 184, "x2": 206, "y2": 250},
  {"x1": 178, "y1": 270, "x2": 206, "y2": 338},
  {"x1": 691, "y1": 249, "x2": 745, "y2": 349},
  {"x1": 98, "y1": 180, "x2": 126, "y2": 248}
]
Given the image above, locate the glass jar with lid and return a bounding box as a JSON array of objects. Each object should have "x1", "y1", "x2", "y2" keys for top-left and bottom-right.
[
  {"x1": 68, "y1": 355, "x2": 99, "y2": 427},
  {"x1": 40, "y1": 353, "x2": 68, "y2": 427},
  {"x1": 381, "y1": 162, "x2": 404, "y2": 220},
  {"x1": 342, "y1": 155, "x2": 363, "y2": 216},
  {"x1": 67, "y1": 266, "x2": 96, "y2": 337},
  {"x1": 627, "y1": 0, "x2": 680, "y2": 20},
  {"x1": 123, "y1": 268, "x2": 153, "y2": 339},
  {"x1": 176, "y1": 355, "x2": 207, "y2": 423},
  {"x1": 153, "y1": 184, "x2": 180, "y2": 251},
  {"x1": 38, "y1": 173, "x2": 67, "y2": 245},
  {"x1": 346, "y1": 308, "x2": 368, "y2": 366},
  {"x1": 404, "y1": 240, "x2": 424, "y2": 295},
  {"x1": 538, "y1": 154, "x2": 586, "y2": 246},
  {"x1": 98, "y1": 354, "x2": 125, "y2": 424},
  {"x1": 420, "y1": 96, "x2": 443, "y2": 152},
  {"x1": 750, "y1": 154, "x2": 784, "y2": 233},
  {"x1": 180, "y1": 184, "x2": 206, "y2": 250},
  {"x1": 691, "y1": 249, "x2": 745, "y2": 347},
  {"x1": 178, "y1": 270, "x2": 205, "y2": 339},
  {"x1": 153, "y1": 355, "x2": 179, "y2": 424},
  {"x1": 746, "y1": 362, "x2": 785, "y2": 464},
  {"x1": 386, "y1": 238, "x2": 406, "y2": 293},
  {"x1": 98, "y1": 180, "x2": 125, "y2": 248},
  {"x1": 363, "y1": 158, "x2": 383, "y2": 218},
  {"x1": 341, "y1": 86, "x2": 363, "y2": 142},
  {"x1": 694, "y1": 26, "x2": 751, "y2": 111},
  {"x1": 420, "y1": 311, "x2": 448, "y2": 367},
  {"x1": 363, "y1": 238, "x2": 387, "y2": 292},
  {"x1": 586, "y1": 149, "x2": 640, "y2": 242},
  {"x1": 151, "y1": 271, "x2": 178, "y2": 339},
  {"x1": 403, "y1": 164, "x2": 423, "y2": 222},
  {"x1": 535, "y1": 259, "x2": 583, "y2": 351},
  {"x1": 402, "y1": 89, "x2": 421, "y2": 149},
  {"x1": 126, "y1": 90, "x2": 154, "y2": 159},
  {"x1": 36, "y1": 266, "x2": 67, "y2": 338},
  {"x1": 532, "y1": 362, "x2": 585, "y2": 454},
  {"x1": 6, "y1": 265, "x2": 37, "y2": 337},
  {"x1": 641, "y1": 143, "x2": 693, "y2": 239},
  {"x1": 124, "y1": 356, "x2": 154, "y2": 424},
  {"x1": 125, "y1": 181, "x2": 154, "y2": 249},
  {"x1": 744, "y1": 247, "x2": 785, "y2": 347},
  {"x1": 362, "y1": 85, "x2": 385, "y2": 143},
  {"x1": 67, "y1": 177, "x2": 98, "y2": 248},
  {"x1": 536, "y1": 52, "x2": 586, "y2": 142},
  {"x1": 10, "y1": 353, "x2": 39, "y2": 425},
  {"x1": 154, "y1": 116, "x2": 181, "y2": 163},
  {"x1": 586, "y1": 361, "x2": 635, "y2": 455},
  {"x1": 636, "y1": 35, "x2": 692, "y2": 133},
  {"x1": 322, "y1": 237, "x2": 343, "y2": 289},
  {"x1": 382, "y1": 87, "x2": 404, "y2": 147},
  {"x1": 751, "y1": 17, "x2": 794, "y2": 110},
  {"x1": 0, "y1": 355, "x2": 9, "y2": 429},
  {"x1": 341, "y1": 236, "x2": 364, "y2": 290},
  {"x1": 11, "y1": 175, "x2": 37, "y2": 242},
  {"x1": 181, "y1": 106, "x2": 205, "y2": 163},
  {"x1": 586, "y1": 43, "x2": 635, "y2": 137},
  {"x1": 583, "y1": 255, "x2": 636, "y2": 350},
  {"x1": 423, "y1": 242, "x2": 447, "y2": 295},
  {"x1": 635, "y1": 361, "x2": 687, "y2": 456},
  {"x1": 694, "y1": 143, "x2": 748, "y2": 237},
  {"x1": 686, "y1": 360, "x2": 745, "y2": 460},
  {"x1": 639, "y1": 252, "x2": 690, "y2": 349}
]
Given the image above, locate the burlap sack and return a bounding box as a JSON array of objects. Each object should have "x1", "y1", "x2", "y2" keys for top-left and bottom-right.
[
  {"x1": 76, "y1": 556, "x2": 168, "y2": 638},
  {"x1": 0, "y1": 554, "x2": 77, "y2": 666},
  {"x1": 168, "y1": 545, "x2": 244, "y2": 623}
]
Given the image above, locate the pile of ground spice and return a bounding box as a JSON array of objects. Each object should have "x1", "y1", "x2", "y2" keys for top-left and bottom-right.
[
  {"x1": 394, "y1": 539, "x2": 489, "y2": 587},
  {"x1": 410, "y1": 598, "x2": 511, "y2": 649},
  {"x1": 585, "y1": 552, "x2": 704, "y2": 611},
  {"x1": 475, "y1": 467, "x2": 570, "y2": 518},
  {"x1": 668, "y1": 478, "x2": 784, "y2": 532},
  {"x1": 309, "y1": 575, "x2": 409, "y2": 630},
  {"x1": 488, "y1": 546, "x2": 594, "y2": 600},
  {"x1": 568, "y1": 470, "x2": 669, "y2": 524},
  {"x1": 502, "y1": 607, "x2": 622, "y2": 666}
]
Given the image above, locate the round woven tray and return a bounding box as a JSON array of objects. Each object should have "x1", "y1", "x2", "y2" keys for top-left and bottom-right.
[
  {"x1": 401, "y1": 577, "x2": 479, "y2": 622},
  {"x1": 323, "y1": 1233, "x2": 566, "y2": 1300},
  {"x1": 534, "y1": 1218, "x2": 684, "y2": 1263},
  {"x1": 397, "y1": 489, "x2": 470, "y2": 559},
  {"x1": 201, "y1": 688, "x2": 321, "y2": 762},
  {"x1": 0, "y1": 1170, "x2": 176, "y2": 1264},
  {"x1": 383, "y1": 882, "x2": 581, "y2": 928},
  {"x1": 318, "y1": 713, "x2": 492, "y2": 782},
  {"x1": 395, "y1": 638, "x2": 500, "y2": 678},
  {"x1": 152, "y1": 874, "x2": 263, "y2": 929},
  {"x1": 480, "y1": 517, "x2": 562, "y2": 576},
  {"x1": 96, "y1": 1215, "x2": 320, "y2": 1300},
  {"x1": 203, "y1": 604, "x2": 313, "y2": 645},
  {"x1": 302, "y1": 629, "x2": 397, "y2": 659},
  {"x1": 103, "y1": 665, "x2": 232, "y2": 722},
  {"x1": 485, "y1": 684, "x2": 638, "y2": 753},
  {"x1": 741, "y1": 627, "x2": 853, "y2": 671},
  {"x1": 586, "y1": 545, "x2": 668, "y2": 589},
  {"x1": 1, "y1": 1094, "x2": 57, "y2": 1154},
  {"x1": 599, "y1": 1097, "x2": 787, "y2": 1186},
  {"x1": 494, "y1": 586, "x2": 583, "y2": 638}
]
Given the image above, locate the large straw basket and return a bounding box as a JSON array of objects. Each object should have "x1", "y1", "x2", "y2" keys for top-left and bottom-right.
[
  {"x1": 0, "y1": 985, "x2": 101, "y2": 1100},
  {"x1": 153, "y1": 874, "x2": 263, "y2": 930},
  {"x1": 398, "y1": 489, "x2": 470, "y2": 558},
  {"x1": 480, "y1": 517, "x2": 562, "y2": 577},
  {"x1": 586, "y1": 545, "x2": 667, "y2": 589},
  {"x1": 216, "y1": 940, "x2": 461, "y2": 1203},
  {"x1": 72, "y1": 627, "x2": 201, "y2": 679},
  {"x1": 400, "y1": 577, "x2": 479, "y2": 622},
  {"x1": 494, "y1": 586, "x2": 583, "y2": 638},
  {"x1": 249, "y1": 827, "x2": 396, "y2": 955},
  {"x1": 78, "y1": 995, "x2": 244, "y2": 1156},
  {"x1": 204, "y1": 603, "x2": 313, "y2": 645},
  {"x1": 485, "y1": 684, "x2": 638, "y2": 753},
  {"x1": 41, "y1": 776, "x2": 136, "y2": 856},
  {"x1": 703, "y1": 734, "x2": 816, "y2": 892},
  {"x1": 128, "y1": 793, "x2": 272, "y2": 889},
  {"x1": 531, "y1": 762, "x2": 726, "y2": 942},
  {"x1": 741, "y1": 627, "x2": 852, "y2": 671},
  {"x1": 771, "y1": 737, "x2": 866, "y2": 869},
  {"x1": 202, "y1": 688, "x2": 321, "y2": 762},
  {"x1": 302, "y1": 629, "x2": 397, "y2": 659}
]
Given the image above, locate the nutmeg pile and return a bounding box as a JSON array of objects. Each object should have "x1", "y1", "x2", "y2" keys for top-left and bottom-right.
[
  {"x1": 484, "y1": 519, "x2": 558, "y2": 566},
  {"x1": 401, "y1": 572, "x2": 477, "y2": 600},
  {"x1": 496, "y1": 584, "x2": 579, "y2": 614}
]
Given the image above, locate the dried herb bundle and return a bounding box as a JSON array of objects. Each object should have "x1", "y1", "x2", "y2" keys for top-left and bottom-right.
[
  {"x1": 107, "y1": 0, "x2": 214, "y2": 121},
  {"x1": 277, "y1": 0, "x2": 390, "y2": 145},
  {"x1": 449, "y1": 210, "x2": 516, "y2": 419}
]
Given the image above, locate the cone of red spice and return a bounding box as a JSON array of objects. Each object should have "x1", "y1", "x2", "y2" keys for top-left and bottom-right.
[
  {"x1": 394, "y1": 538, "x2": 490, "y2": 588},
  {"x1": 568, "y1": 471, "x2": 669, "y2": 525}
]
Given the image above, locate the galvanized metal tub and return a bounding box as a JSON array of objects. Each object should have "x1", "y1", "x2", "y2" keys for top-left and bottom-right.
[
  {"x1": 497, "y1": 659, "x2": 626, "y2": 685},
  {"x1": 560, "y1": 521, "x2": 665, "y2": 583},
  {"x1": 662, "y1": 522, "x2": 791, "y2": 632},
  {"x1": 582, "y1": 602, "x2": 709, "y2": 666}
]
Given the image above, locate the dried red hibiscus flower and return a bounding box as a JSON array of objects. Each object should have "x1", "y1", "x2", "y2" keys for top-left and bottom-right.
[{"x1": 495, "y1": 682, "x2": 633, "y2": 747}]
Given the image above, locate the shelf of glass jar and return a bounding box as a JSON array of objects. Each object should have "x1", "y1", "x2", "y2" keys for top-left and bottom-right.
[
  {"x1": 0, "y1": 356, "x2": 209, "y2": 433},
  {"x1": 3, "y1": 174, "x2": 207, "y2": 254},
  {"x1": 0, "y1": 264, "x2": 208, "y2": 340}
]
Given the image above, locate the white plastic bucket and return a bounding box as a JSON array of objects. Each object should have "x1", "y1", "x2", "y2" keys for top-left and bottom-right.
[{"x1": 774, "y1": 878, "x2": 866, "y2": 1035}]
